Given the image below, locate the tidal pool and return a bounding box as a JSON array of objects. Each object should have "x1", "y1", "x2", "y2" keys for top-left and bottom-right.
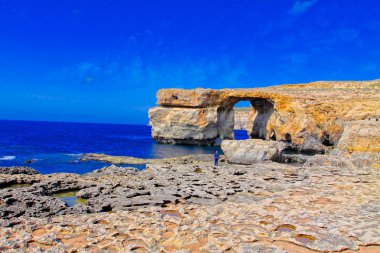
[
  {"x1": 295, "y1": 234, "x2": 316, "y2": 244},
  {"x1": 52, "y1": 190, "x2": 87, "y2": 207},
  {"x1": 275, "y1": 224, "x2": 296, "y2": 232}
]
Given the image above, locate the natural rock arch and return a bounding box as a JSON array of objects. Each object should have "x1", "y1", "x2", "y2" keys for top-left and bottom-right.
[
  {"x1": 215, "y1": 97, "x2": 275, "y2": 143},
  {"x1": 148, "y1": 79, "x2": 380, "y2": 153}
]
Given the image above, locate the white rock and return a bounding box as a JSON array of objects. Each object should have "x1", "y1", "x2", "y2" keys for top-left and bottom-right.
[{"x1": 221, "y1": 139, "x2": 286, "y2": 164}]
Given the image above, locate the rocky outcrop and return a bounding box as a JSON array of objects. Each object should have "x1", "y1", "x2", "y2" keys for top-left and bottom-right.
[
  {"x1": 0, "y1": 167, "x2": 39, "y2": 175},
  {"x1": 233, "y1": 108, "x2": 253, "y2": 130},
  {"x1": 0, "y1": 173, "x2": 96, "y2": 219},
  {"x1": 303, "y1": 154, "x2": 356, "y2": 169},
  {"x1": 81, "y1": 153, "x2": 216, "y2": 165},
  {"x1": 332, "y1": 120, "x2": 380, "y2": 168},
  {"x1": 148, "y1": 107, "x2": 223, "y2": 145},
  {"x1": 221, "y1": 139, "x2": 286, "y2": 164},
  {"x1": 149, "y1": 80, "x2": 380, "y2": 154},
  {"x1": 0, "y1": 188, "x2": 67, "y2": 219}
]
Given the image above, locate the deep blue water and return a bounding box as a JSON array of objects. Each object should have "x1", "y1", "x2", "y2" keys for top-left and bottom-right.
[
  {"x1": 234, "y1": 130, "x2": 249, "y2": 140},
  {"x1": 0, "y1": 120, "x2": 222, "y2": 174}
]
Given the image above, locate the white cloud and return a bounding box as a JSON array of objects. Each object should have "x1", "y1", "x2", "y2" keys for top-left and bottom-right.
[{"x1": 290, "y1": 0, "x2": 318, "y2": 14}]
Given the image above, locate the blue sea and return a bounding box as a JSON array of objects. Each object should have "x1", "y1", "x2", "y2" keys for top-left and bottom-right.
[{"x1": 0, "y1": 120, "x2": 248, "y2": 174}]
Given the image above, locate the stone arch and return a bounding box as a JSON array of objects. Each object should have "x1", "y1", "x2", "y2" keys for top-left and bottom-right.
[
  {"x1": 216, "y1": 97, "x2": 275, "y2": 142},
  {"x1": 249, "y1": 98, "x2": 275, "y2": 140}
]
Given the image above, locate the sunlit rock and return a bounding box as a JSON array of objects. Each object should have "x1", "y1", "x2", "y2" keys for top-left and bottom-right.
[
  {"x1": 149, "y1": 80, "x2": 380, "y2": 156},
  {"x1": 221, "y1": 139, "x2": 286, "y2": 164}
]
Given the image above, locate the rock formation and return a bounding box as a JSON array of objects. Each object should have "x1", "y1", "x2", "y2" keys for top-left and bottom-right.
[
  {"x1": 233, "y1": 108, "x2": 253, "y2": 130},
  {"x1": 0, "y1": 167, "x2": 39, "y2": 175},
  {"x1": 149, "y1": 79, "x2": 380, "y2": 155},
  {"x1": 221, "y1": 139, "x2": 286, "y2": 164},
  {"x1": 332, "y1": 120, "x2": 380, "y2": 167}
]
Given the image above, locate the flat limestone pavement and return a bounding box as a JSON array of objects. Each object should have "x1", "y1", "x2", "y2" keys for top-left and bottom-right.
[{"x1": 0, "y1": 154, "x2": 379, "y2": 252}]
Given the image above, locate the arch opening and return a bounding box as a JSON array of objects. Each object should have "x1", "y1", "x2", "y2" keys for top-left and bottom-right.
[
  {"x1": 216, "y1": 97, "x2": 275, "y2": 143},
  {"x1": 233, "y1": 101, "x2": 251, "y2": 140}
]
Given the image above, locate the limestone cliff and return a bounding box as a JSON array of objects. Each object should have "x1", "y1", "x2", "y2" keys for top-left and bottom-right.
[
  {"x1": 233, "y1": 108, "x2": 253, "y2": 130},
  {"x1": 148, "y1": 79, "x2": 380, "y2": 154},
  {"x1": 332, "y1": 120, "x2": 380, "y2": 168}
]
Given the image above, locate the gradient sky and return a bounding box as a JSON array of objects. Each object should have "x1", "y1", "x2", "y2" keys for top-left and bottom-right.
[{"x1": 0, "y1": 0, "x2": 379, "y2": 124}]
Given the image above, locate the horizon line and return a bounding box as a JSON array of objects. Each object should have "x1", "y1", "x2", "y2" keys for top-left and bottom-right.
[{"x1": 0, "y1": 118, "x2": 150, "y2": 126}]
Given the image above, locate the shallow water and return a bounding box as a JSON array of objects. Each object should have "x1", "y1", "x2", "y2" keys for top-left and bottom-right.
[
  {"x1": 295, "y1": 234, "x2": 316, "y2": 244},
  {"x1": 275, "y1": 224, "x2": 296, "y2": 232},
  {"x1": 52, "y1": 190, "x2": 87, "y2": 207}
]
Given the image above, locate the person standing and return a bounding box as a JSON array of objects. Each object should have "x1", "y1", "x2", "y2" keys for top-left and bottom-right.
[{"x1": 214, "y1": 150, "x2": 220, "y2": 166}]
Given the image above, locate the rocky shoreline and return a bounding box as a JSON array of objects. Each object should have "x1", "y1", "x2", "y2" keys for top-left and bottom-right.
[
  {"x1": 1, "y1": 80, "x2": 378, "y2": 252},
  {"x1": 1, "y1": 153, "x2": 379, "y2": 252}
]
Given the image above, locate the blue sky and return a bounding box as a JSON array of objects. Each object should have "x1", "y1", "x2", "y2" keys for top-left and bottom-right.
[{"x1": 0, "y1": 0, "x2": 379, "y2": 124}]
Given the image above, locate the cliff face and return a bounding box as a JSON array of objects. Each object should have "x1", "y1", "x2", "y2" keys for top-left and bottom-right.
[
  {"x1": 233, "y1": 108, "x2": 253, "y2": 130},
  {"x1": 332, "y1": 120, "x2": 380, "y2": 167},
  {"x1": 148, "y1": 79, "x2": 380, "y2": 154}
]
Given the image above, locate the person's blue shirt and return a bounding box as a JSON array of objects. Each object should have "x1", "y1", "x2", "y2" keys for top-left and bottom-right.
[{"x1": 214, "y1": 151, "x2": 219, "y2": 166}]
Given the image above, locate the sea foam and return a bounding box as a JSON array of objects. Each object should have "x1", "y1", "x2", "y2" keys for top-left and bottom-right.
[{"x1": 0, "y1": 155, "x2": 16, "y2": 161}]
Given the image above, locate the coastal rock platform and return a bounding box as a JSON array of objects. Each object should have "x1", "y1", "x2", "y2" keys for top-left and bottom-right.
[{"x1": 1, "y1": 154, "x2": 379, "y2": 252}]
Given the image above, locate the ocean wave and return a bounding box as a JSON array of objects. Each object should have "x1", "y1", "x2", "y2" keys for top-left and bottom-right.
[
  {"x1": 67, "y1": 153, "x2": 83, "y2": 157},
  {"x1": 0, "y1": 155, "x2": 16, "y2": 161}
]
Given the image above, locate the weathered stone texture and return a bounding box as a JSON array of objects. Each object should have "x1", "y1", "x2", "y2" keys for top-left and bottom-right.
[
  {"x1": 221, "y1": 139, "x2": 286, "y2": 164},
  {"x1": 233, "y1": 108, "x2": 253, "y2": 130},
  {"x1": 332, "y1": 120, "x2": 380, "y2": 168},
  {"x1": 1, "y1": 154, "x2": 380, "y2": 252},
  {"x1": 148, "y1": 106, "x2": 220, "y2": 144},
  {"x1": 0, "y1": 167, "x2": 39, "y2": 175},
  {"x1": 149, "y1": 79, "x2": 380, "y2": 157}
]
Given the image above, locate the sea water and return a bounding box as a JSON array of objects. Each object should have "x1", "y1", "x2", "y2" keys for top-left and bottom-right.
[{"x1": 0, "y1": 120, "x2": 222, "y2": 174}]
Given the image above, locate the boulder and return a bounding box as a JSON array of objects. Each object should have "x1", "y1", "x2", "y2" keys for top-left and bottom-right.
[
  {"x1": 221, "y1": 139, "x2": 286, "y2": 164},
  {"x1": 301, "y1": 135, "x2": 326, "y2": 154}
]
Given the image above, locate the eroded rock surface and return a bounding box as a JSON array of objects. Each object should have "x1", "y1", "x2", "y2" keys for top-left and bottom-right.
[
  {"x1": 221, "y1": 139, "x2": 286, "y2": 164},
  {"x1": 0, "y1": 173, "x2": 95, "y2": 220},
  {"x1": 0, "y1": 154, "x2": 379, "y2": 252},
  {"x1": 149, "y1": 80, "x2": 380, "y2": 155},
  {"x1": 332, "y1": 120, "x2": 380, "y2": 168},
  {"x1": 0, "y1": 166, "x2": 39, "y2": 175},
  {"x1": 233, "y1": 107, "x2": 253, "y2": 131}
]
